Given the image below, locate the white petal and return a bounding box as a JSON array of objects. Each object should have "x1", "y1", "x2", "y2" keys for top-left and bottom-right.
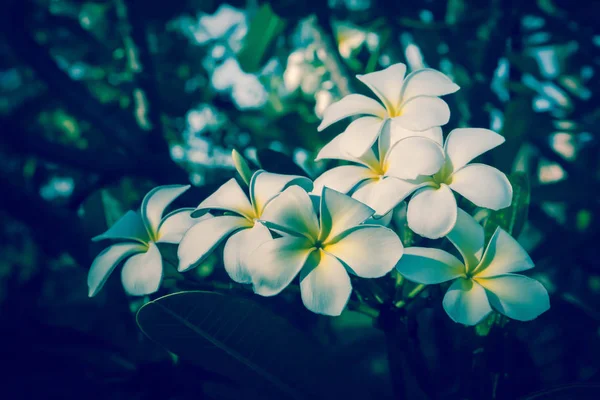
[
  {"x1": 334, "y1": 116, "x2": 384, "y2": 158},
  {"x1": 443, "y1": 278, "x2": 492, "y2": 326},
  {"x1": 407, "y1": 184, "x2": 457, "y2": 239},
  {"x1": 250, "y1": 236, "x2": 314, "y2": 296},
  {"x1": 121, "y1": 242, "x2": 163, "y2": 296},
  {"x1": 177, "y1": 215, "x2": 251, "y2": 272},
  {"x1": 474, "y1": 228, "x2": 534, "y2": 278},
  {"x1": 449, "y1": 164, "x2": 512, "y2": 210},
  {"x1": 446, "y1": 208, "x2": 484, "y2": 272},
  {"x1": 249, "y1": 170, "x2": 313, "y2": 216},
  {"x1": 260, "y1": 186, "x2": 319, "y2": 239},
  {"x1": 157, "y1": 209, "x2": 210, "y2": 244},
  {"x1": 395, "y1": 247, "x2": 464, "y2": 284},
  {"x1": 92, "y1": 210, "x2": 149, "y2": 244},
  {"x1": 380, "y1": 121, "x2": 443, "y2": 159},
  {"x1": 315, "y1": 130, "x2": 355, "y2": 163},
  {"x1": 300, "y1": 251, "x2": 352, "y2": 316},
  {"x1": 325, "y1": 225, "x2": 402, "y2": 278},
  {"x1": 318, "y1": 94, "x2": 386, "y2": 131},
  {"x1": 394, "y1": 96, "x2": 450, "y2": 131},
  {"x1": 223, "y1": 222, "x2": 272, "y2": 284},
  {"x1": 400, "y1": 68, "x2": 460, "y2": 103},
  {"x1": 365, "y1": 210, "x2": 393, "y2": 226},
  {"x1": 356, "y1": 63, "x2": 407, "y2": 113},
  {"x1": 315, "y1": 128, "x2": 380, "y2": 168},
  {"x1": 88, "y1": 243, "x2": 146, "y2": 297},
  {"x1": 141, "y1": 185, "x2": 190, "y2": 237},
  {"x1": 444, "y1": 128, "x2": 505, "y2": 171},
  {"x1": 319, "y1": 187, "x2": 374, "y2": 243},
  {"x1": 477, "y1": 274, "x2": 550, "y2": 321},
  {"x1": 312, "y1": 166, "x2": 375, "y2": 196},
  {"x1": 194, "y1": 178, "x2": 254, "y2": 219},
  {"x1": 353, "y1": 177, "x2": 427, "y2": 217},
  {"x1": 385, "y1": 136, "x2": 445, "y2": 180}
]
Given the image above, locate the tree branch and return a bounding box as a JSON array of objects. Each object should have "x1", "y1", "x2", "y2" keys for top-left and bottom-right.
[
  {"x1": 114, "y1": 0, "x2": 169, "y2": 152},
  {"x1": 308, "y1": 15, "x2": 354, "y2": 98}
]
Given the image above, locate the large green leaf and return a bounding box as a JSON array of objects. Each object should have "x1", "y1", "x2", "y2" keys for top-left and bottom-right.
[
  {"x1": 484, "y1": 172, "x2": 531, "y2": 240},
  {"x1": 237, "y1": 4, "x2": 286, "y2": 73},
  {"x1": 136, "y1": 291, "x2": 369, "y2": 400}
]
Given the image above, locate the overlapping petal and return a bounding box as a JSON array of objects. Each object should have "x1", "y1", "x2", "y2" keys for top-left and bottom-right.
[
  {"x1": 300, "y1": 251, "x2": 352, "y2": 316},
  {"x1": 223, "y1": 222, "x2": 272, "y2": 284},
  {"x1": 407, "y1": 184, "x2": 457, "y2": 239},
  {"x1": 393, "y1": 96, "x2": 450, "y2": 132},
  {"x1": 319, "y1": 187, "x2": 374, "y2": 243},
  {"x1": 444, "y1": 128, "x2": 505, "y2": 171},
  {"x1": 449, "y1": 164, "x2": 512, "y2": 210},
  {"x1": 249, "y1": 170, "x2": 313, "y2": 215},
  {"x1": 141, "y1": 185, "x2": 191, "y2": 237},
  {"x1": 386, "y1": 121, "x2": 443, "y2": 152},
  {"x1": 474, "y1": 228, "x2": 534, "y2": 277},
  {"x1": 92, "y1": 210, "x2": 149, "y2": 244},
  {"x1": 400, "y1": 68, "x2": 460, "y2": 103},
  {"x1": 396, "y1": 247, "x2": 464, "y2": 284},
  {"x1": 178, "y1": 215, "x2": 252, "y2": 272},
  {"x1": 312, "y1": 166, "x2": 375, "y2": 195},
  {"x1": 477, "y1": 274, "x2": 550, "y2": 321},
  {"x1": 325, "y1": 225, "x2": 402, "y2": 278},
  {"x1": 318, "y1": 94, "x2": 386, "y2": 131},
  {"x1": 334, "y1": 116, "x2": 385, "y2": 158},
  {"x1": 260, "y1": 186, "x2": 319, "y2": 239},
  {"x1": 442, "y1": 278, "x2": 492, "y2": 325},
  {"x1": 194, "y1": 178, "x2": 254, "y2": 219},
  {"x1": 353, "y1": 177, "x2": 427, "y2": 217},
  {"x1": 446, "y1": 209, "x2": 485, "y2": 271},
  {"x1": 356, "y1": 63, "x2": 407, "y2": 113},
  {"x1": 250, "y1": 236, "x2": 314, "y2": 296},
  {"x1": 385, "y1": 136, "x2": 445, "y2": 180},
  {"x1": 157, "y1": 209, "x2": 208, "y2": 244},
  {"x1": 120, "y1": 242, "x2": 163, "y2": 296},
  {"x1": 88, "y1": 242, "x2": 147, "y2": 297}
]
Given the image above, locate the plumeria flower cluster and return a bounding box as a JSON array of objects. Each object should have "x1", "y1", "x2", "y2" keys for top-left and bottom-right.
[{"x1": 87, "y1": 63, "x2": 549, "y2": 324}]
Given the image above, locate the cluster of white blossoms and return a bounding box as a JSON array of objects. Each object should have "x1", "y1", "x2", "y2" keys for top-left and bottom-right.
[{"x1": 88, "y1": 63, "x2": 549, "y2": 325}]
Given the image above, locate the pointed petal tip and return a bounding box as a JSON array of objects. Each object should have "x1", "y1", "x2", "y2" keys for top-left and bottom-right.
[
  {"x1": 448, "y1": 82, "x2": 460, "y2": 94},
  {"x1": 177, "y1": 263, "x2": 191, "y2": 273}
]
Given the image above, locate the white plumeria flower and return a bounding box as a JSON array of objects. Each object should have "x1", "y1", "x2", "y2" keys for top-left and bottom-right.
[
  {"x1": 316, "y1": 127, "x2": 513, "y2": 239},
  {"x1": 398, "y1": 128, "x2": 513, "y2": 239},
  {"x1": 177, "y1": 170, "x2": 312, "y2": 283},
  {"x1": 313, "y1": 119, "x2": 445, "y2": 218},
  {"x1": 317, "y1": 63, "x2": 459, "y2": 158},
  {"x1": 396, "y1": 209, "x2": 550, "y2": 325},
  {"x1": 248, "y1": 186, "x2": 403, "y2": 316},
  {"x1": 88, "y1": 185, "x2": 202, "y2": 297}
]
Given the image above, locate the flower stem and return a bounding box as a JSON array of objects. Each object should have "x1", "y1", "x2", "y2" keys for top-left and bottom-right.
[
  {"x1": 350, "y1": 302, "x2": 380, "y2": 319},
  {"x1": 394, "y1": 284, "x2": 427, "y2": 309}
]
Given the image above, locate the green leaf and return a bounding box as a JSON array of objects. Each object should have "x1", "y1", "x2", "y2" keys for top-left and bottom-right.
[
  {"x1": 237, "y1": 4, "x2": 286, "y2": 73},
  {"x1": 136, "y1": 291, "x2": 369, "y2": 400},
  {"x1": 231, "y1": 149, "x2": 253, "y2": 186},
  {"x1": 484, "y1": 172, "x2": 531, "y2": 241}
]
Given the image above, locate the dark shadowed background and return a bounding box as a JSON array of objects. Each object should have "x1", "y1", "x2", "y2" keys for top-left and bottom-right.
[{"x1": 1, "y1": 0, "x2": 599, "y2": 399}]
